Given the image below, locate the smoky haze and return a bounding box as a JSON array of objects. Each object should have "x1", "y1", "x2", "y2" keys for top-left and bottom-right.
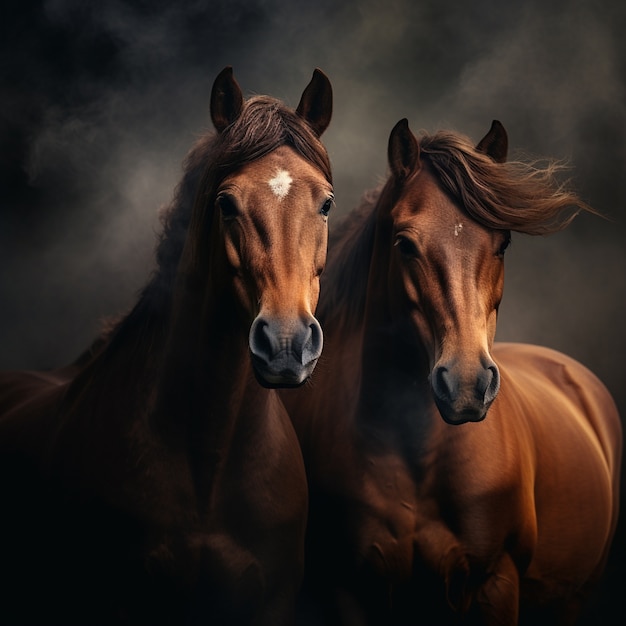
[{"x1": 1, "y1": 0, "x2": 625, "y2": 622}]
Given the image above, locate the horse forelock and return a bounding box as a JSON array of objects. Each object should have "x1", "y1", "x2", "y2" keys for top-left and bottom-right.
[
  {"x1": 215, "y1": 96, "x2": 332, "y2": 182},
  {"x1": 417, "y1": 130, "x2": 596, "y2": 236}
]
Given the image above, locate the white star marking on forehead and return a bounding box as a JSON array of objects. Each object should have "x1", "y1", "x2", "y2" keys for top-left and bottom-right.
[{"x1": 268, "y1": 169, "x2": 293, "y2": 200}]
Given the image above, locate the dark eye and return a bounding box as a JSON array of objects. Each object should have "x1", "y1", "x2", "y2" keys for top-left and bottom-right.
[
  {"x1": 216, "y1": 194, "x2": 238, "y2": 221},
  {"x1": 394, "y1": 235, "x2": 419, "y2": 259},
  {"x1": 320, "y1": 196, "x2": 334, "y2": 217},
  {"x1": 497, "y1": 232, "x2": 511, "y2": 257}
]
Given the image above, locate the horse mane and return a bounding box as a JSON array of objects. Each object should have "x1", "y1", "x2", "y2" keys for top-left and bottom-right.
[
  {"x1": 418, "y1": 129, "x2": 597, "y2": 235},
  {"x1": 317, "y1": 184, "x2": 388, "y2": 328},
  {"x1": 81, "y1": 94, "x2": 333, "y2": 367},
  {"x1": 319, "y1": 127, "x2": 597, "y2": 330}
]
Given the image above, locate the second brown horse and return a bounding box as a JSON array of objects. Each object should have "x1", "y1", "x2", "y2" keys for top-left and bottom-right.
[{"x1": 284, "y1": 119, "x2": 621, "y2": 625}]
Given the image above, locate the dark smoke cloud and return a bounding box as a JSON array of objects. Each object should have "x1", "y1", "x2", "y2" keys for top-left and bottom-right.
[{"x1": 1, "y1": 0, "x2": 625, "y2": 621}]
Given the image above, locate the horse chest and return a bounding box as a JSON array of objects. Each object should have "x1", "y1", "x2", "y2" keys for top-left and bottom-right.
[
  {"x1": 342, "y1": 435, "x2": 519, "y2": 581},
  {"x1": 63, "y1": 471, "x2": 305, "y2": 622},
  {"x1": 47, "y1": 407, "x2": 308, "y2": 617}
]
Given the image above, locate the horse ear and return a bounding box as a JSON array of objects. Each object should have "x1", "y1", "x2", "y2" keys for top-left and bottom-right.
[
  {"x1": 210, "y1": 66, "x2": 244, "y2": 133},
  {"x1": 476, "y1": 120, "x2": 508, "y2": 163},
  {"x1": 296, "y1": 68, "x2": 333, "y2": 137},
  {"x1": 388, "y1": 118, "x2": 421, "y2": 180}
]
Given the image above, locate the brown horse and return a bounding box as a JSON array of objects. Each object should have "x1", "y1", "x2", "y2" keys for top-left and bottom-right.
[
  {"x1": 0, "y1": 66, "x2": 333, "y2": 625},
  {"x1": 283, "y1": 119, "x2": 621, "y2": 625}
]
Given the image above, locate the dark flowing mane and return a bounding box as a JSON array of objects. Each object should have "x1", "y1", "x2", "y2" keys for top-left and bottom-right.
[
  {"x1": 317, "y1": 185, "x2": 385, "y2": 328},
  {"x1": 319, "y1": 127, "x2": 596, "y2": 330}
]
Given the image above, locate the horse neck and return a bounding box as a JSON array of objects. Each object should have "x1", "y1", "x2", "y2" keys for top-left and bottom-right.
[
  {"x1": 154, "y1": 259, "x2": 271, "y2": 449},
  {"x1": 356, "y1": 203, "x2": 434, "y2": 434},
  {"x1": 141, "y1": 253, "x2": 279, "y2": 508}
]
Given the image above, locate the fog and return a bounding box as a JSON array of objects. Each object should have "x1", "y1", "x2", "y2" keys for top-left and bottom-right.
[{"x1": 1, "y1": 0, "x2": 625, "y2": 621}]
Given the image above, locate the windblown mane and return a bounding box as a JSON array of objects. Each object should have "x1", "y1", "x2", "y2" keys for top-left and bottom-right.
[
  {"x1": 319, "y1": 127, "x2": 596, "y2": 330},
  {"x1": 419, "y1": 129, "x2": 595, "y2": 235}
]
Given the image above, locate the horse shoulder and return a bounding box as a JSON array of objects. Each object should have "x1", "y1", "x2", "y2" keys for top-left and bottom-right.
[
  {"x1": 490, "y1": 342, "x2": 620, "y2": 584},
  {"x1": 433, "y1": 415, "x2": 538, "y2": 569},
  {"x1": 493, "y1": 342, "x2": 621, "y2": 474}
]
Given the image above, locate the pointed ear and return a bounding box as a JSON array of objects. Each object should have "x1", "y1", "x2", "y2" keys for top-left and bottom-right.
[
  {"x1": 210, "y1": 66, "x2": 244, "y2": 133},
  {"x1": 388, "y1": 118, "x2": 421, "y2": 180},
  {"x1": 476, "y1": 120, "x2": 508, "y2": 163},
  {"x1": 296, "y1": 68, "x2": 333, "y2": 137}
]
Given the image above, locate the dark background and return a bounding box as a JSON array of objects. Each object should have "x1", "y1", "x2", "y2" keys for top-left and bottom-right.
[{"x1": 1, "y1": 0, "x2": 624, "y2": 622}]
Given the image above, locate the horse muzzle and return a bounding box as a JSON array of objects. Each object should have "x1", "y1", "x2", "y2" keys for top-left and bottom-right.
[
  {"x1": 248, "y1": 314, "x2": 323, "y2": 388},
  {"x1": 431, "y1": 357, "x2": 500, "y2": 425}
]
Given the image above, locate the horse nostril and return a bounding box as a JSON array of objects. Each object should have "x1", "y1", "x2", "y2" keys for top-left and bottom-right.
[
  {"x1": 433, "y1": 366, "x2": 455, "y2": 403},
  {"x1": 249, "y1": 315, "x2": 323, "y2": 367},
  {"x1": 432, "y1": 359, "x2": 500, "y2": 424},
  {"x1": 249, "y1": 318, "x2": 274, "y2": 362},
  {"x1": 301, "y1": 318, "x2": 323, "y2": 366},
  {"x1": 483, "y1": 363, "x2": 500, "y2": 404}
]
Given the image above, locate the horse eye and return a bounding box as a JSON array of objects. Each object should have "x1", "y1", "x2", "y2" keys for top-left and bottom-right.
[
  {"x1": 497, "y1": 233, "x2": 512, "y2": 257},
  {"x1": 394, "y1": 235, "x2": 419, "y2": 259},
  {"x1": 216, "y1": 194, "x2": 238, "y2": 220},
  {"x1": 320, "y1": 197, "x2": 334, "y2": 217}
]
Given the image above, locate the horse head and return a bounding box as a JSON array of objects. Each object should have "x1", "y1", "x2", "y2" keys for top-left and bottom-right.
[
  {"x1": 202, "y1": 67, "x2": 334, "y2": 388},
  {"x1": 384, "y1": 119, "x2": 509, "y2": 424}
]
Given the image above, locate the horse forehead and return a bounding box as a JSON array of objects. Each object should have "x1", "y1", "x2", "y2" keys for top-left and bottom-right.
[
  {"x1": 394, "y1": 173, "x2": 485, "y2": 240},
  {"x1": 233, "y1": 145, "x2": 326, "y2": 195},
  {"x1": 396, "y1": 171, "x2": 456, "y2": 218},
  {"x1": 392, "y1": 182, "x2": 459, "y2": 240}
]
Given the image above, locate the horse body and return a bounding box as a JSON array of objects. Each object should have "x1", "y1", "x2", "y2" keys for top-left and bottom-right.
[
  {"x1": 285, "y1": 120, "x2": 620, "y2": 625},
  {"x1": 492, "y1": 344, "x2": 619, "y2": 589},
  {"x1": 0, "y1": 67, "x2": 333, "y2": 624},
  {"x1": 348, "y1": 344, "x2": 617, "y2": 623}
]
